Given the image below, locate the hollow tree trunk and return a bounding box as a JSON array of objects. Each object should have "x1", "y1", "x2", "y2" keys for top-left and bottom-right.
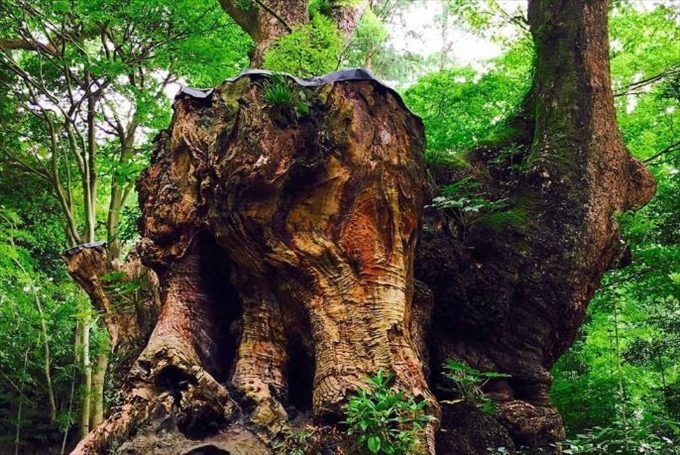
[
  {"x1": 416, "y1": 0, "x2": 655, "y2": 452},
  {"x1": 71, "y1": 73, "x2": 436, "y2": 454}
]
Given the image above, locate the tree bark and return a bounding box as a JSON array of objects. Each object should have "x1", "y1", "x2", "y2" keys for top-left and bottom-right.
[
  {"x1": 70, "y1": 0, "x2": 655, "y2": 453},
  {"x1": 90, "y1": 347, "x2": 108, "y2": 428},
  {"x1": 417, "y1": 0, "x2": 655, "y2": 452},
  {"x1": 219, "y1": 0, "x2": 361, "y2": 67},
  {"x1": 71, "y1": 73, "x2": 435, "y2": 454}
]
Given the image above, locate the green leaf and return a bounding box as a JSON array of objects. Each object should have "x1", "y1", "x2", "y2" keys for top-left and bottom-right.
[{"x1": 367, "y1": 436, "x2": 381, "y2": 453}]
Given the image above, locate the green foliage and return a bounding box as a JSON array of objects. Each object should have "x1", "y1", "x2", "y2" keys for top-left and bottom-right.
[
  {"x1": 0, "y1": 206, "x2": 86, "y2": 449},
  {"x1": 342, "y1": 8, "x2": 390, "y2": 66},
  {"x1": 441, "y1": 360, "x2": 510, "y2": 414},
  {"x1": 309, "y1": 0, "x2": 334, "y2": 18},
  {"x1": 263, "y1": 75, "x2": 311, "y2": 117},
  {"x1": 343, "y1": 370, "x2": 432, "y2": 454},
  {"x1": 429, "y1": 177, "x2": 507, "y2": 237},
  {"x1": 0, "y1": 1, "x2": 252, "y2": 450},
  {"x1": 263, "y1": 15, "x2": 343, "y2": 77},
  {"x1": 234, "y1": 0, "x2": 254, "y2": 11},
  {"x1": 557, "y1": 417, "x2": 680, "y2": 455},
  {"x1": 309, "y1": 0, "x2": 362, "y2": 18},
  {"x1": 264, "y1": 77, "x2": 297, "y2": 106},
  {"x1": 101, "y1": 272, "x2": 143, "y2": 312},
  {"x1": 424, "y1": 149, "x2": 470, "y2": 169},
  {"x1": 404, "y1": 43, "x2": 533, "y2": 158},
  {"x1": 117, "y1": 205, "x2": 142, "y2": 247},
  {"x1": 272, "y1": 426, "x2": 318, "y2": 455}
]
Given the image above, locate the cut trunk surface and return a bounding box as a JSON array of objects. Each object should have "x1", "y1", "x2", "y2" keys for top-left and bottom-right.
[{"x1": 72, "y1": 73, "x2": 436, "y2": 454}]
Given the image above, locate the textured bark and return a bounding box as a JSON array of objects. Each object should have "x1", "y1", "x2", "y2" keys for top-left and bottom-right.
[
  {"x1": 416, "y1": 0, "x2": 655, "y2": 452},
  {"x1": 218, "y1": 0, "x2": 309, "y2": 67},
  {"x1": 63, "y1": 244, "x2": 162, "y2": 386},
  {"x1": 71, "y1": 1, "x2": 656, "y2": 453},
  {"x1": 72, "y1": 75, "x2": 435, "y2": 454}
]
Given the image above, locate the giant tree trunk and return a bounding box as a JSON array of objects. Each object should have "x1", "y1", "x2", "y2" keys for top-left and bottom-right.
[
  {"x1": 71, "y1": 72, "x2": 436, "y2": 454},
  {"x1": 69, "y1": 0, "x2": 655, "y2": 454},
  {"x1": 417, "y1": 0, "x2": 655, "y2": 452}
]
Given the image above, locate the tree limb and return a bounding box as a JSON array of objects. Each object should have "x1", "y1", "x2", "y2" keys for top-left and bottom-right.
[{"x1": 644, "y1": 139, "x2": 680, "y2": 164}]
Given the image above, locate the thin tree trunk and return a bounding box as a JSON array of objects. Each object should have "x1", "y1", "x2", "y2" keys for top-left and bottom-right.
[
  {"x1": 90, "y1": 344, "x2": 108, "y2": 429},
  {"x1": 4, "y1": 222, "x2": 59, "y2": 424},
  {"x1": 85, "y1": 74, "x2": 98, "y2": 245},
  {"x1": 14, "y1": 350, "x2": 29, "y2": 455},
  {"x1": 36, "y1": 293, "x2": 58, "y2": 423},
  {"x1": 106, "y1": 119, "x2": 139, "y2": 260},
  {"x1": 613, "y1": 303, "x2": 630, "y2": 453},
  {"x1": 79, "y1": 317, "x2": 92, "y2": 439},
  {"x1": 61, "y1": 361, "x2": 78, "y2": 455}
]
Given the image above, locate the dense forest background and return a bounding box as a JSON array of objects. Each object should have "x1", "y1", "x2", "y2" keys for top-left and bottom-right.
[{"x1": 0, "y1": 0, "x2": 678, "y2": 453}]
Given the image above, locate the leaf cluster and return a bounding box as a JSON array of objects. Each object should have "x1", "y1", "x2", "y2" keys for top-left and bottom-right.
[
  {"x1": 343, "y1": 370, "x2": 432, "y2": 455},
  {"x1": 441, "y1": 360, "x2": 510, "y2": 414}
]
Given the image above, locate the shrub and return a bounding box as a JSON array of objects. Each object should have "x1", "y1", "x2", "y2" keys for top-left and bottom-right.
[
  {"x1": 428, "y1": 177, "x2": 506, "y2": 238},
  {"x1": 263, "y1": 15, "x2": 343, "y2": 77},
  {"x1": 442, "y1": 359, "x2": 510, "y2": 414},
  {"x1": 343, "y1": 370, "x2": 432, "y2": 454},
  {"x1": 262, "y1": 75, "x2": 310, "y2": 117},
  {"x1": 272, "y1": 426, "x2": 318, "y2": 455}
]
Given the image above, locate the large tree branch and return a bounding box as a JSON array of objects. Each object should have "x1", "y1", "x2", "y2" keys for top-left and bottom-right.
[
  {"x1": 614, "y1": 65, "x2": 680, "y2": 97},
  {"x1": 218, "y1": 0, "x2": 261, "y2": 40},
  {"x1": 0, "y1": 37, "x2": 59, "y2": 56}
]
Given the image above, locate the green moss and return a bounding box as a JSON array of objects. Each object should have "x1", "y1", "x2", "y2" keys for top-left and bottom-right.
[
  {"x1": 474, "y1": 124, "x2": 529, "y2": 152},
  {"x1": 478, "y1": 207, "x2": 529, "y2": 232},
  {"x1": 477, "y1": 193, "x2": 537, "y2": 233},
  {"x1": 425, "y1": 149, "x2": 470, "y2": 169},
  {"x1": 218, "y1": 77, "x2": 250, "y2": 132}
]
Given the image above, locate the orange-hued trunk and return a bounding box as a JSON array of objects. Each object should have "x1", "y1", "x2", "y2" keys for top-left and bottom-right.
[{"x1": 71, "y1": 74, "x2": 436, "y2": 454}]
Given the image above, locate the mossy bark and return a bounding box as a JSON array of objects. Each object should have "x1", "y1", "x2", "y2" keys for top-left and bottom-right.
[{"x1": 417, "y1": 0, "x2": 654, "y2": 453}]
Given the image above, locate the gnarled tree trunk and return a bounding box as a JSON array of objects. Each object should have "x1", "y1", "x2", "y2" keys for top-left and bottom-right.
[
  {"x1": 63, "y1": 244, "x2": 162, "y2": 389},
  {"x1": 417, "y1": 0, "x2": 655, "y2": 452},
  {"x1": 68, "y1": 0, "x2": 655, "y2": 454},
  {"x1": 72, "y1": 73, "x2": 436, "y2": 454}
]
